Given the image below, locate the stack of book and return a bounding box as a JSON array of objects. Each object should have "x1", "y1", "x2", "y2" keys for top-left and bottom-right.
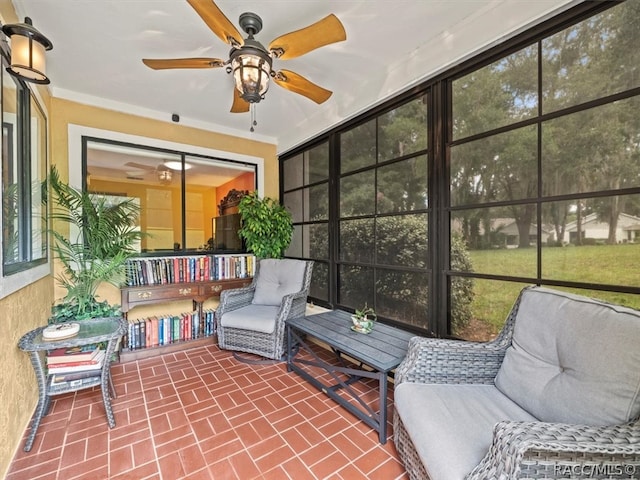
[{"x1": 46, "y1": 344, "x2": 105, "y2": 392}]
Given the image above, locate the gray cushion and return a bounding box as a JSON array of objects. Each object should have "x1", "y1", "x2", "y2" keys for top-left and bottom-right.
[
  {"x1": 252, "y1": 259, "x2": 307, "y2": 306},
  {"x1": 219, "y1": 304, "x2": 280, "y2": 334},
  {"x1": 495, "y1": 287, "x2": 640, "y2": 425},
  {"x1": 395, "y1": 383, "x2": 538, "y2": 480}
]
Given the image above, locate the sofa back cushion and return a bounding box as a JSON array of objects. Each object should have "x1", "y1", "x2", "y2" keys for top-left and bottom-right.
[
  {"x1": 252, "y1": 259, "x2": 307, "y2": 306},
  {"x1": 495, "y1": 286, "x2": 640, "y2": 425}
]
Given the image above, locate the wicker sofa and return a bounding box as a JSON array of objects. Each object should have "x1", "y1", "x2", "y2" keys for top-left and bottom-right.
[{"x1": 393, "y1": 286, "x2": 640, "y2": 480}]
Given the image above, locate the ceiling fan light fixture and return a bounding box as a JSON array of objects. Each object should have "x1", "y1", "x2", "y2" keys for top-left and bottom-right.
[
  {"x1": 230, "y1": 41, "x2": 272, "y2": 104},
  {"x1": 158, "y1": 169, "x2": 173, "y2": 185},
  {"x1": 2, "y1": 17, "x2": 53, "y2": 84},
  {"x1": 164, "y1": 160, "x2": 192, "y2": 171}
]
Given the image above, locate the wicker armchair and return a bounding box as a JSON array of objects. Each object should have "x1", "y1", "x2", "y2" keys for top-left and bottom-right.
[
  {"x1": 393, "y1": 286, "x2": 640, "y2": 480},
  {"x1": 217, "y1": 259, "x2": 313, "y2": 361}
]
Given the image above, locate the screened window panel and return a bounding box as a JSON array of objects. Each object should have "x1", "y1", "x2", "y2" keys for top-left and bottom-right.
[
  {"x1": 376, "y1": 214, "x2": 428, "y2": 268},
  {"x1": 339, "y1": 218, "x2": 374, "y2": 263},
  {"x1": 451, "y1": 205, "x2": 538, "y2": 277},
  {"x1": 452, "y1": 45, "x2": 538, "y2": 140},
  {"x1": 378, "y1": 95, "x2": 428, "y2": 162},
  {"x1": 542, "y1": 1, "x2": 640, "y2": 114},
  {"x1": 377, "y1": 155, "x2": 428, "y2": 214},
  {"x1": 283, "y1": 153, "x2": 304, "y2": 190},
  {"x1": 304, "y1": 224, "x2": 329, "y2": 260},
  {"x1": 338, "y1": 264, "x2": 374, "y2": 310},
  {"x1": 283, "y1": 190, "x2": 303, "y2": 223},
  {"x1": 451, "y1": 125, "x2": 538, "y2": 207},
  {"x1": 376, "y1": 268, "x2": 428, "y2": 330},
  {"x1": 309, "y1": 262, "x2": 329, "y2": 302},
  {"x1": 304, "y1": 184, "x2": 328, "y2": 221},
  {"x1": 340, "y1": 119, "x2": 376, "y2": 174},
  {"x1": 285, "y1": 224, "x2": 303, "y2": 258},
  {"x1": 450, "y1": 278, "x2": 529, "y2": 341},
  {"x1": 340, "y1": 170, "x2": 375, "y2": 217},
  {"x1": 542, "y1": 195, "x2": 640, "y2": 287},
  {"x1": 542, "y1": 97, "x2": 640, "y2": 197},
  {"x1": 305, "y1": 142, "x2": 329, "y2": 183}
]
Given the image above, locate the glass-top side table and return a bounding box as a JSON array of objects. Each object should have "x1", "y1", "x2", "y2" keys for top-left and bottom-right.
[{"x1": 18, "y1": 317, "x2": 127, "y2": 452}]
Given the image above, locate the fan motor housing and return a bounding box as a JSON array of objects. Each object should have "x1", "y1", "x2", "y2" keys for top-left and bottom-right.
[{"x1": 239, "y1": 12, "x2": 263, "y2": 35}]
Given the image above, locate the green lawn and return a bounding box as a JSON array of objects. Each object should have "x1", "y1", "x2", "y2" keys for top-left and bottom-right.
[{"x1": 464, "y1": 243, "x2": 640, "y2": 335}]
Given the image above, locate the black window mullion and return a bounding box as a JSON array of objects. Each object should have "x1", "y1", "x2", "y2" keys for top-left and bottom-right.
[
  {"x1": 18, "y1": 88, "x2": 31, "y2": 262},
  {"x1": 432, "y1": 80, "x2": 449, "y2": 338}
]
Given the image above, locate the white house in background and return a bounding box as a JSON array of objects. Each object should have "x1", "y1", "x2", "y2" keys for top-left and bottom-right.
[
  {"x1": 493, "y1": 219, "x2": 552, "y2": 248},
  {"x1": 451, "y1": 218, "x2": 553, "y2": 248},
  {"x1": 563, "y1": 212, "x2": 640, "y2": 244}
]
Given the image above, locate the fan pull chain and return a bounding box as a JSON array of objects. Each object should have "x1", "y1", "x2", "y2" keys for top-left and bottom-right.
[{"x1": 250, "y1": 103, "x2": 258, "y2": 132}]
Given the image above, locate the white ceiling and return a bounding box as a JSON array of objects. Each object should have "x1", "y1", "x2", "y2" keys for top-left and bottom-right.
[{"x1": 13, "y1": 0, "x2": 579, "y2": 154}]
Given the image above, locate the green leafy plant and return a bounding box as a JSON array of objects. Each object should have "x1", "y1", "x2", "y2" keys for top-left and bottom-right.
[
  {"x1": 237, "y1": 191, "x2": 293, "y2": 259},
  {"x1": 353, "y1": 304, "x2": 377, "y2": 322},
  {"x1": 351, "y1": 303, "x2": 377, "y2": 333},
  {"x1": 48, "y1": 166, "x2": 145, "y2": 323}
]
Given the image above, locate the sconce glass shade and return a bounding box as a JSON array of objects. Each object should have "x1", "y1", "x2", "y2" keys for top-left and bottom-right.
[
  {"x1": 230, "y1": 40, "x2": 272, "y2": 104},
  {"x1": 2, "y1": 17, "x2": 53, "y2": 84}
]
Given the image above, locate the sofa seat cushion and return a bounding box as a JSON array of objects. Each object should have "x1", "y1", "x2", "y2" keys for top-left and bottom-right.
[
  {"x1": 219, "y1": 304, "x2": 280, "y2": 334},
  {"x1": 495, "y1": 287, "x2": 640, "y2": 425},
  {"x1": 394, "y1": 383, "x2": 538, "y2": 480},
  {"x1": 252, "y1": 259, "x2": 307, "y2": 306}
]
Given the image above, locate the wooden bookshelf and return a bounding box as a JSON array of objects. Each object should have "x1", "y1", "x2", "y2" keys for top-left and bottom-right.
[
  {"x1": 120, "y1": 278, "x2": 251, "y2": 318},
  {"x1": 119, "y1": 251, "x2": 255, "y2": 361},
  {"x1": 119, "y1": 278, "x2": 252, "y2": 362}
]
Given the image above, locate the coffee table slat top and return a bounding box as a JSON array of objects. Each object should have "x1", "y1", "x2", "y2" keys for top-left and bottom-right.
[{"x1": 287, "y1": 310, "x2": 415, "y2": 372}]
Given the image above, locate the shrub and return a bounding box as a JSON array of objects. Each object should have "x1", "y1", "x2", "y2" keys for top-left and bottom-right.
[
  {"x1": 312, "y1": 215, "x2": 474, "y2": 331},
  {"x1": 450, "y1": 233, "x2": 475, "y2": 331}
]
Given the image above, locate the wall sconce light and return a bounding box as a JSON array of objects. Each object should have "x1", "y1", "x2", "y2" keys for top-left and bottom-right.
[{"x1": 2, "y1": 17, "x2": 53, "y2": 84}]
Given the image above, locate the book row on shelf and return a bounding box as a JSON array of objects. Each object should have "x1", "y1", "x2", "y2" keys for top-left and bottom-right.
[
  {"x1": 125, "y1": 253, "x2": 256, "y2": 287},
  {"x1": 125, "y1": 309, "x2": 216, "y2": 350}
]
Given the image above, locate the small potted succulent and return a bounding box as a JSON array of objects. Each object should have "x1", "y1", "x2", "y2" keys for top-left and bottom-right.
[{"x1": 351, "y1": 304, "x2": 377, "y2": 333}]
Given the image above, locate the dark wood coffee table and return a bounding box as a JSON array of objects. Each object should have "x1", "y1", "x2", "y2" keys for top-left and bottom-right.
[{"x1": 286, "y1": 309, "x2": 415, "y2": 444}]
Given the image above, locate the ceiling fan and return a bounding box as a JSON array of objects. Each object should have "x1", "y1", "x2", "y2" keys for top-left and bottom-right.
[
  {"x1": 124, "y1": 161, "x2": 174, "y2": 184},
  {"x1": 142, "y1": 0, "x2": 346, "y2": 115}
]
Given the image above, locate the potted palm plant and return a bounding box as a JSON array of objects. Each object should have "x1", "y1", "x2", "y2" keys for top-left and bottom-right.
[
  {"x1": 48, "y1": 166, "x2": 144, "y2": 323},
  {"x1": 237, "y1": 190, "x2": 293, "y2": 259}
]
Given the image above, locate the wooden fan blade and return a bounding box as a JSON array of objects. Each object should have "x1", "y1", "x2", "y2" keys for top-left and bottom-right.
[
  {"x1": 268, "y1": 14, "x2": 346, "y2": 60},
  {"x1": 125, "y1": 162, "x2": 155, "y2": 171},
  {"x1": 186, "y1": 0, "x2": 244, "y2": 47},
  {"x1": 273, "y1": 70, "x2": 332, "y2": 104},
  {"x1": 231, "y1": 88, "x2": 250, "y2": 113},
  {"x1": 142, "y1": 58, "x2": 225, "y2": 70}
]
